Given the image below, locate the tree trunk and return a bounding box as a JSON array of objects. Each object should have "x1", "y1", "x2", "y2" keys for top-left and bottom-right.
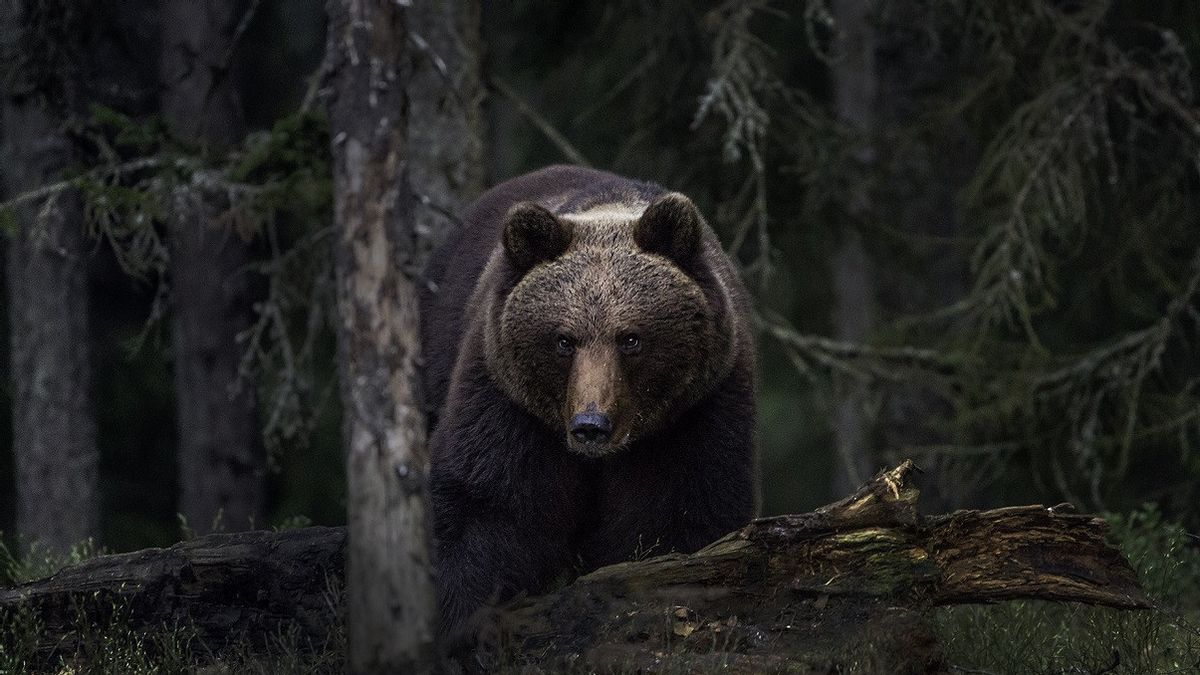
[
  {"x1": 408, "y1": 0, "x2": 486, "y2": 268},
  {"x1": 0, "y1": 5, "x2": 100, "y2": 555},
  {"x1": 160, "y1": 0, "x2": 265, "y2": 534},
  {"x1": 826, "y1": 3, "x2": 976, "y2": 510},
  {"x1": 325, "y1": 1, "x2": 435, "y2": 672},
  {"x1": 0, "y1": 463, "x2": 1149, "y2": 672},
  {"x1": 870, "y1": 4, "x2": 975, "y2": 511},
  {"x1": 829, "y1": 0, "x2": 878, "y2": 499}
]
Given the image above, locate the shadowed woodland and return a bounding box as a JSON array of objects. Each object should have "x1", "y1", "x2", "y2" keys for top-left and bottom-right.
[{"x1": 1, "y1": 1, "x2": 1200, "y2": 673}]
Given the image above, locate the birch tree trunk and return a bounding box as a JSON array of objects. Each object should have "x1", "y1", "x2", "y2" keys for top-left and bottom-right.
[
  {"x1": 160, "y1": 0, "x2": 265, "y2": 534},
  {"x1": 0, "y1": 4, "x2": 99, "y2": 554},
  {"x1": 829, "y1": 0, "x2": 878, "y2": 499},
  {"x1": 326, "y1": 1, "x2": 435, "y2": 671}
]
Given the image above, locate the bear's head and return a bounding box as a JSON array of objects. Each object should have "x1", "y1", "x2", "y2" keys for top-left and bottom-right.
[{"x1": 484, "y1": 192, "x2": 737, "y2": 457}]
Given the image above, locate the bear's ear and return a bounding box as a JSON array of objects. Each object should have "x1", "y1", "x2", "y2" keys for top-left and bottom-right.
[
  {"x1": 502, "y1": 202, "x2": 573, "y2": 274},
  {"x1": 633, "y1": 192, "x2": 702, "y2": 265}
]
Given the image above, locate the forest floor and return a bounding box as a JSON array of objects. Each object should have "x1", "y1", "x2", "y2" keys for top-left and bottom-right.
[
  {"x1": 933, "y1": 505, "x2": 1200, "y2": 675},
  {"x1": 0, "y1": 505, "x2": 1197, "y2": 674}
]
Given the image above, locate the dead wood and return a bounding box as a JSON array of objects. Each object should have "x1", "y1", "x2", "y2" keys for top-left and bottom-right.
[
  {"x1": 0, "y1": 461, "x2": 1149, "y2": 672},
  {"x1": 0, "y1": 526, "x2": 346, "y2": 663}
]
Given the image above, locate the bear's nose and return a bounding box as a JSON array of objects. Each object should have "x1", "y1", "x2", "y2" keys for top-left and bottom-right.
[{"x1": 570, "y1": 412, "x2": 612, "y2": 444}]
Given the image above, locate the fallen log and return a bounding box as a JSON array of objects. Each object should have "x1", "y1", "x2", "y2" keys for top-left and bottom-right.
[
  {"x1": 0, "y1": 461, "x2": 1149, "y2": 672},
  {"x1": 0, "y1": 525, "x2": 347, "y2": 664}
]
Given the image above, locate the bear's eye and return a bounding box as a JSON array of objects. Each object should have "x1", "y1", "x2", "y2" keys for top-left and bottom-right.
[
  {"x1": 555, "y1": 334, "x2": 576, "y2": 357},
  {"x1": 617, "y1": 333, "x2": 641, "y2": 354}
]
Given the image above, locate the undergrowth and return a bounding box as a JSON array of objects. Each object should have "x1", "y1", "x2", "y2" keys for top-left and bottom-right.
[
  {"x1": 0, "y1": 505, "x2": 1196, "y2": 673},
  {"x1": 936, "y1": 505, "x2": 1200, "y2": 675},
  {"x1": 0, "y1": 535, "x2": 344, "y2": 674},
  {"x1": 0, "y1": 538, "x2": 104, "y2": 587},
  {"x1": 0, "y1": 597, "x2": 344, "y2": 675}
]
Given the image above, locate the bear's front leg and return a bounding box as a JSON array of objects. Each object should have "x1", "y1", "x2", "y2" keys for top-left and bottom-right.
[
  {"x1": 430, "y1": 395, "x2": 591, "y2": 639},
  {"x1": 434, "y1": 505, "x2": 571, "y2": 640}
]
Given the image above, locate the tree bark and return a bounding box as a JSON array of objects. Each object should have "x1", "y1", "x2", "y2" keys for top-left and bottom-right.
[
  {"x1": 0, "y1": 5, "x2": 100, "y2": 554},
  {"x1": 408, "y1": 0, "x2": 486, "y2": 268},
  {"x1": 166, "y1": 183, "x2": 263, "y2": 534},
  {"x1": 829, "y1": 0, "x2": 879, "y2": 499},
  {"x1": 0, "y1": 463, "x2": 1149, "y2": 672},
  {"x1": 160, "y1": 0, "x2": 265, "y2": 534},
  {"x1": 325, "y1": 1, "x2": 435, "y2": 672}
]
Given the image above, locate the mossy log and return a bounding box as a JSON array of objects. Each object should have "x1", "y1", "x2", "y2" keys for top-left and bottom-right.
[
  {"x1": 494, "y1": 462, "x2": 1148, "y2": 672},
  {"x1": 0, "y1": 462, "x2": 1149, "y2": 672}
]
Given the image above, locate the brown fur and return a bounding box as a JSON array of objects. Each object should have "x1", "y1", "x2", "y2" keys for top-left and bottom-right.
[{"x1": 421, "y1": 165, "x2": 758, "y2": 640}]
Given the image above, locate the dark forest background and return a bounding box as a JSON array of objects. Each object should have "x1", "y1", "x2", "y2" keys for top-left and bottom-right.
[{"x1": 2, "y1": 0, "x2": 1199, "y2": 556}]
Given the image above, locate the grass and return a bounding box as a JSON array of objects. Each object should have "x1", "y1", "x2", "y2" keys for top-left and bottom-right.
[
  {"x1": 0, "y1": 598, "x2": 345, "y2": 675},
  {"x1": 935, "y1": 505, "x2": 1200, "y2": 675},
  {"x1": 0, "y1": 533, "x2": 345, "y2": 674},
  {"x1": 0, "y1": 538, "x2": 105, "y2": 587}
]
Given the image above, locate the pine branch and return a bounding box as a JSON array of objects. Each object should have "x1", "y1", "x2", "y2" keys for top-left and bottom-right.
[{"x1": 0, "y1": 157, "x2": 166, "y2": 214}]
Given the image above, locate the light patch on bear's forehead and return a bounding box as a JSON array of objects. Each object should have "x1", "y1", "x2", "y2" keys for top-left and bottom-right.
[
  {"x1": 559, "y1": 203, "x2": 648, "y2": 224},
  {"x1": 559, "y1": 202, "x2": 650, "y2": 248}
]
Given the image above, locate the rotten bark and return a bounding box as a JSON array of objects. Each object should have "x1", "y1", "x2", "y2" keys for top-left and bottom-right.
[
  {"x1": 325, "y1": 1, "x2": 435, "y2": 671},
  {"x1": 0, "y1": 463, "x2": 1149, "y2": 672}
]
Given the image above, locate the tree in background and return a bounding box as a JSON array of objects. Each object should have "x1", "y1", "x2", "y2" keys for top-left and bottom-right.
[
  {"x1": 827, "y1": 0, "x2": 878, "y2": 498},
  {"x1": 0, "y1": 1, "x2": 332, "y2": 549},
  {"x1": 0, "y1": 0, "x2": 487, "y2": 558},
  {"x1": 0, "y1": 1, "x2": 99, "y2": 553},
  {"x1": 326, "y1": 0, "x2": 436, "y2": 669},
  {"x1": 721, "y1": 0, "x2": 1200, "y2": 514},
  {"x1": 408, "y1": 1, "x2": 486, "y2": 266},
  {"x1": 161, "y1": 0, "x2": 266, "y2": 534},
  {"x1": 799, "y1": 0, "x2": 975, "y2": 505}
]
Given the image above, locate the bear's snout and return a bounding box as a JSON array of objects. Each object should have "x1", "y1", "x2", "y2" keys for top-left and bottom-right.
[
  {"x1": 564, "y1": 345, "x2": 628, "y2": 454},
  {"x1": 570, "y1": 411, "x2": 612, "y2": 444}
]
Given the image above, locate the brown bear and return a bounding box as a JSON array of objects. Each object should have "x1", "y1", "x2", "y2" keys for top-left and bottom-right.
[{"x1": 421, "y1": 165, "x2": 757, "y2": 638}]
